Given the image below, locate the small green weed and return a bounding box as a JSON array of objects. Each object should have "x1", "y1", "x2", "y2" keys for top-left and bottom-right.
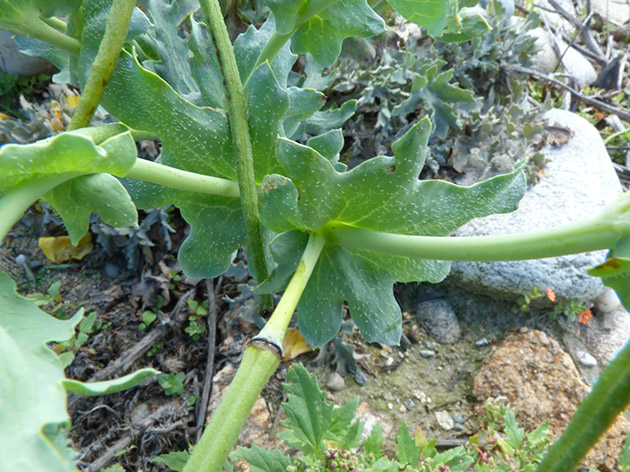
[
  {"x1": 158, "y1": 372, "x2": 185, "y2": 397},
  {"x1": 185, "y1": 299, "x2": 208, "y2": 341}
]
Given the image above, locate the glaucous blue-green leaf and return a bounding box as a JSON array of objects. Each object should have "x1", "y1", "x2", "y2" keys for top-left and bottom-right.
[
  {"x1": 438, "y1": 8, "x2": 491, "y2": 42},
  {"x1": 136, "y1": 0, "x2": 199, "y2": 101},
  {"x1": 587, "y1": 235, "x2": 630, "y2": 311},
  {"x1": 45, "y1": 173, "x2": 137, "y2": 244},
  {"x1": 260, "y1": 117, "x2": 526, "y2": 346},
  {"x1": 0, "y1": 272, "x2": 83, "y2": 472},
  {"x1": 62, "y1": 368, "x2": 158, "y2": 396},
  {"x1": 283, "y1": 87, "x2": 326, "y2": 138},
  {"x1": 231, "y1": 446, "x2": 292, "y2": 472},
  {"x1": 266, "y1": 1, "x2": 385, "y2": 67},
  {"x1": 290, "y1": 100, "x2": 357, "y2": 141},
  {"x1": 386, "y1": 0, "x2": 458, "y2": 37},
  {"x1": 394, "y1": 62, "x2": 475, "y2": 138}
]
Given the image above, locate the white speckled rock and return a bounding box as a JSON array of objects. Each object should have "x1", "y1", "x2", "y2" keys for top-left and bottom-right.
[
  {"x1": 591, "y1": 0, "x2": 630, "y2": 25},
  {"x1": 449, "y1": 109, "x2": 623, "y2": 303}
]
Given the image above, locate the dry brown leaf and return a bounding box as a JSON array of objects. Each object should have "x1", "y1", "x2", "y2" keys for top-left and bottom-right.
[{"x1": 38, "y1": 233, "x2": 93, "y2": 263}]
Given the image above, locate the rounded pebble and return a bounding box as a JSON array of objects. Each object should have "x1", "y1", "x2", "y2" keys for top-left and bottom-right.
[{"x1": 326, "y1": 372, "x2": 346, "y2": 392}]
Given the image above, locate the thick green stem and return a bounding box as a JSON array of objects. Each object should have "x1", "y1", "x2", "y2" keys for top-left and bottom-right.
[
  {"x1": 184, "y1": 232, "x2": 326, "y2": 472},
  {"x1": 199, "y1": 0, "x2": 272, "y2": 311},
  {"x1": 67, "y1": 0, "x2": 136, "y2": 130},
  {"x1": 0, "y1": 176, "x2": 71, "y2": 242},
  {"x1": 256, "y1": 232, "x2": 326, "y2": 344},
  {"x1": 125, "y1": 159, "x2": 240, "y2": 198},
  {"x1": 18, "y1": 17, "x2": 80, "y2": 55},
  {"x1": 536, "y1": 340, "x2": 630, "y2": 472},
  {"x1": 324, "y1": 193, "x2": 630, "y2": 261}
]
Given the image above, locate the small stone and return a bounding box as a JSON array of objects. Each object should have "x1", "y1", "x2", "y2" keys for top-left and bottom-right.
[
  {"x1": 385, "y1": 357, "x2": 395, "y2": 366},
  {"x1": 404, "y1": 398, "x2": 415, "y2": 410},
  {"x1": 413, "y1": 390, "x2": 427, "y2": 403},
  {"x1": 326, "y1": 372, "x2": 345, "y2": 392},
  {"x1": 453, "y1": 424, "x2": 467, "y2": 432},
  {"x1": 595, "y1": 288, "x2": 621, "y2": 313},
  {"x1": 388, "y1": 402, "x2": 394, "y2": 410},
  {"x1": 399, "y1": 404, "x2": 407, "y2": 412},
  {"x1": 476, "y1": 337, "x2": 489, "y2": 347},
  {"x1": 415, "y1": 298, "x2": 461, "y2": 344},
  {"x1": 576, "y1": 351, "x2": 598, "y2": 368},
  {"x1": 355, "y1": 370, "x2": 367, "y2": 386},
  {"x1": 420, "y1": 349, "x2": 436, "y2": 358},
  {"x1": 435, "y1": 411, "x2": 454, "y2": 430},
  {"x1": 452, "y1": 413, "x2": 464, "y2": 424}
]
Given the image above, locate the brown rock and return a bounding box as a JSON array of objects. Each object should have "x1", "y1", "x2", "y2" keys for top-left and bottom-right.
[{"x1": 473, "y1": 328, "x2": 629, "y2": 471}]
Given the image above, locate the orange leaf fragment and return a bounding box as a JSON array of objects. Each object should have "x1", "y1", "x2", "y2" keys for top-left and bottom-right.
[
  {"x1": 282, "y1": 327, "x2": 313, "y2": 361},
  {"x1": 578, "y1": 310, "x2": 593, "y2": 324},
  {"x1": 546, "y1": 287, "x2": 556, "y2": 302},
  {"x1": 38, "y1": 233, "x2": 93, "y2": 263}
]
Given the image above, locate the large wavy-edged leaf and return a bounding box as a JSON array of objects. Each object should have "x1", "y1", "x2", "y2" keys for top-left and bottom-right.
[
  {"x1": 393, "y1": 61, "x2": 475, "y2": 138},
  {"x1": 266, "y1": 0, "x2": 385, "y2": 67},
  {"x1": 386, "y1": 0, "x2": 458, "y2": 37},
  {"x1": 0, "y1": 272, "x2": 82, "y2": 472},
  {"x1": 260, "y1": 117, "x2": 526, "y2": 346}
]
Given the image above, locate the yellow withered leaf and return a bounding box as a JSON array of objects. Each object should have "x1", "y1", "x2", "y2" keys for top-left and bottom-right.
[
  {"x1": 65, "y1": 94, "x2": 80, "y2": 109},
  {"x1": 38, "y1": 233, "x2": 93, "y2": 263},
  {"x1": 282, "y1": 327, "x2": 314, "y2": 361},
  {"x1": 0, "y1": 112, "x2": 9, "y2": 120}
]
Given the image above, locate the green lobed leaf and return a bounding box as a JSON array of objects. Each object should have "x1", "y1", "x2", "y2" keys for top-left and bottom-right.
[
  {"x1": 188, "y1": 17, "x2": 227, "y2": 109},
  {"x1": 327, "y1": 396, "x2": 361, "y2": 441},
  {"x1": 386, "y1": 0, "x2": 458, "y2": 37},
  {"x1": 266, "y1": 0, "x2": 385, "y2": 67},
  {"x1": 230, "y1": 445, "x2": 292, "y2": 472},
  {"x1": 62, "y1": 368, "x2": 158, "y2": 396},
  {"x1": 504, "y1": 409, "x2": 525, "y2": 449},
  {"x1": 278, "y1": 363, "x2": 333, "y2": 457},
  {"x1": 364, "y1": 422, "x2": 384, "y2": 460},
  {"x1": 396, "y1": 421, "x2": 419, "y2": 466},
  {"x1": 260, "y1": 117, "x2": 526, "y2": 346}
]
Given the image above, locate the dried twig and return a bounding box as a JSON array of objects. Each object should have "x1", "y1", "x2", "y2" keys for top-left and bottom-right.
[
  {"x1": 85, "y1": 402, "x2": 185, "y2": 472},
  {"x1": 68, "y1": 289, "x2": 196, "y2": 411},
  {"x1": 547, "y1": 0, "x2": 607, "y2": 62},
  {"x1": 194, "y1": 278, "x2": 220, "y2": 443},
  {"x1": 503, "y1": 63, "x2": 630, "y2": 121}
]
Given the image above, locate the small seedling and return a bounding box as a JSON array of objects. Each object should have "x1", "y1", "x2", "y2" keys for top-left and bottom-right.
[{"x1": 158, "y1": 372, "x2": 186, "y2": 397}]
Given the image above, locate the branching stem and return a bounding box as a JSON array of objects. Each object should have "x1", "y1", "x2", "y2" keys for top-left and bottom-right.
[
  {"x1": 68, "y1": 0, "x2": 136, "y2": 130},
  {"x1": 125, "y1": 159, "x2": 240, "y2": 198},
  {"x1": 324, "y1": 193, "x2": 630, "y2": 261},
  {"x1": 199, "y1": 0, "x2": 272, "y2": 311}
]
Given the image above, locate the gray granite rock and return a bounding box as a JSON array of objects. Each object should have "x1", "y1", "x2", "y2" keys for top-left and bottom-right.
[
  {"x1": 592, "y1": 0, "x2": 630, "y2": 25},
  {"x1": 415, "y1": 298, "x2": 461, "y2": 344},
  {"x1": 450, "y1": 109, "x2": 623, "y2": 304}
]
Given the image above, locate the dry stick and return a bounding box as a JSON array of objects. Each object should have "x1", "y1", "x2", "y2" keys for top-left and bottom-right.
[
  {"x1": 503, "y1": 63, "x2": 630, "y2": 121},
  {"x1": 67, "y1": 289, "x2": 196, "y2": 411},
  {"x1": 547, "y1": 0, "x2": 607, "y2": 63},
  {"x1": 195, "y1": 278, "x2": 219, "y2": 443},
  {"x1": 85, "y1": 402, "x2": 185, "y2": 472}
]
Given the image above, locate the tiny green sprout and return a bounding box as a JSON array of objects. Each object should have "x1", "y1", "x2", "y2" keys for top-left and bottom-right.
[{"x1": 158, "y1": 372, "x2": 186, "y2": 397}]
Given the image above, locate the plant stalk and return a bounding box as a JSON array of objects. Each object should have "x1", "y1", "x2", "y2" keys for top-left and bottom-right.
[
  {"x1": 199, "y1": 0, "x2": 273, "y2": 312},
  {"x1": 323, "y1": 193, "x2": 630, "y2": 261},
  {"x1": 0, "y1": 176, "x2": 71, "y2": 242},
  {"x1": 184, "y1": 231, "x2": 326, "y2": 472},
  {"x1": 40, "y1": 16, "x2": 68, "y2": 32},
  {"x1": 67, "y1": 0, "x2": 136, "y2": 130},
  {"x1": 17, "y1": 17, "x2": 80, "y2": 54},
  {"x1": 125, "y1": 159, "x2": 240, "y2": 198}
]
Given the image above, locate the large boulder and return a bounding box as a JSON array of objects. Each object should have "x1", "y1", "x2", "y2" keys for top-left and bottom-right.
[{"x1": 449, "y1": 109, "x2": 623, "y2": 304}]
